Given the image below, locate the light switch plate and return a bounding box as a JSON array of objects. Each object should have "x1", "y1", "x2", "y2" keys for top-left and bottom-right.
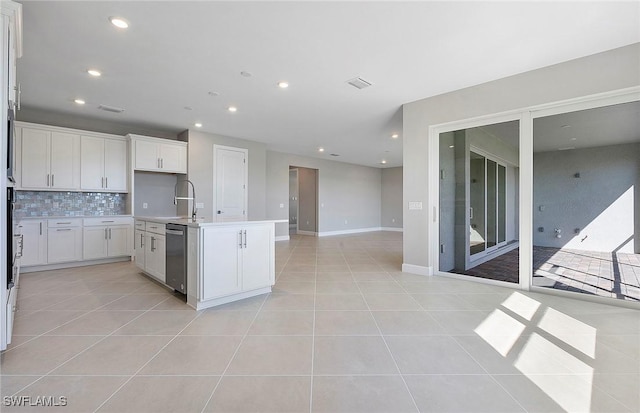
[
  {"x1": 408, "y1": 201, "x2": 423, "y2": 210},
  {"x1": 142, "y1": 203, "x2": 148, "y2": 209},
  {"x1": 196, "y1": 203, "x2": 204, "y2": 208}
]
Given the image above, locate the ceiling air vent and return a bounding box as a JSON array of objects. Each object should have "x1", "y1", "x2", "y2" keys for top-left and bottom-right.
[
  {"x1": 98, "y1": 104, "x2": 125, "y2": 113},
  {"x1": 346, "y1": 77, "x2": 372, "y2": 90}
]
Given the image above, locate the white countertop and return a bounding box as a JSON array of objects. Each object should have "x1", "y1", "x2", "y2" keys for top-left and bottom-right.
[{"x1": 135, "y1": 216, "x2": 288, "y2": 228}]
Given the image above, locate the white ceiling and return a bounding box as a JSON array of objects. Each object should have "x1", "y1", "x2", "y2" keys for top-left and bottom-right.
[{"x1": 16, "y1": 1, "x2": 640, "y2": 168}]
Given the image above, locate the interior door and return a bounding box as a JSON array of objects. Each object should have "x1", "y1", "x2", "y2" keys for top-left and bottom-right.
[{"x1": 214, "y1": 146, "x2": 247, "y2": 218}]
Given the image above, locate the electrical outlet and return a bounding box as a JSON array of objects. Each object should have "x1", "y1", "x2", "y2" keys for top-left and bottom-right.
[
  {"x1": 143, "y1": 203, "x2": 148, "y2": 209},
  {"x1": 279, "y1": 203, "x2": 284, "y2": 208},
  {"x1": 392, "y1": 218, "x2": 395, "y2": 223}
]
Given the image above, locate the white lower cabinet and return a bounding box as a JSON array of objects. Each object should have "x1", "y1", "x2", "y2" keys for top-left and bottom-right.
[
  {"x1": 47, "y1": 219, "x2": 83, "y2": 264},
  {"x1": 145, "y1": 233, "x2": 166, "y2": 283},
  {"x1": 200, "y1": 223, "x2": 274, "y2": 302},
  {"x1": 18, "y1": 217, "x2": 132, "y2": 269},
  {"x1": 83, "y1": 217, "x2": 133, "y2": 260},
  {"x1": 17, "y1": 220, "x2": 47, "y2": 267},
  {"x1": 134, "y1": 229, "x2": 146, "y2": 270},
  {"x1": 134, "y1": 220, "x2": 166, "y2": 283}
]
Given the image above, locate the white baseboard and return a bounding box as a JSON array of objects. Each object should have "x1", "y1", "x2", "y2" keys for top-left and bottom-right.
[
  {"x1": 275, "y1": 235, "x2": 290, "y2": 242},
  {"x1": 297, "y1": 230, "x2": 317, "y2": 236},
  {"x1": 20, "y1": 256, "x2": 132, "y2": 273},
  {"x1": 402, "y1": 263, "x2": 433, "y2": 276},
  {"x1": 381, "y1": 227, "x2": 403, "y2": 232},
  {"x1": 318, "y1": 227, "x2": 383, "y2": 237}
]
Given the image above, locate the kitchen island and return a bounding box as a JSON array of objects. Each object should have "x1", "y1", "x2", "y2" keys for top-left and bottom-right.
[{"x1": 135, "y1": 217, "x2": 287, "y2": 310}]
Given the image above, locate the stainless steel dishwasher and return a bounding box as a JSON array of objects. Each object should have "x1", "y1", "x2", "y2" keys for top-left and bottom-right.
[{"x1": 165, "y1": 223, "x2": 187, "y2": 296}]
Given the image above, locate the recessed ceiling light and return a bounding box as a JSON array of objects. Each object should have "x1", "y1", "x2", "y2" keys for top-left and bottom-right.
[
  {"x1": 391, "y1": 133, "x2": 399, "y2": 139},
  {"x1": 194, "y1": 123, "x2": 202, "y2": 128},
  {"x1": 570, "y1": 137, "x2": 577, "y2": 141},
  {"x1": 380, "y1": 160, "x2": 387, "y2": 164},
  {"x1": 449, "y1": 145, "x2": 455, "y2": 148},
  {"x1": 74, "y1": 99, "x2": 85, "y2": 105},
  {"x1": 87, "y1": 69, "x2": 101, "y2": 77},
  {"x1": 240, "y1": 71, "x2": 252, "y2": 78},
  {"x1": 278, "y1": 81, "x2": 289, "y2": 89},
  {"x1": 228, "y1": 106, "x2": 237, "y2": 112},
  {"x1": 109, "y1": 17, "x2": 129, "y2": 29},
  {"x1": 318, "y1": 147, "x2": 325, "y2": 153}
]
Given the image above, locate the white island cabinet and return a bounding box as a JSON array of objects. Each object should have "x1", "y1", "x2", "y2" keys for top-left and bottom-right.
[{"x1": 187, "y1": 220, "x2": 276, "y2": 310}]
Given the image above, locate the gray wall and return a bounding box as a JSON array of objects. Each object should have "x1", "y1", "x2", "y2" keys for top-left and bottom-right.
[
  {"x1": 534, "y1": 143, "x2": 640, "y2": 253},
  {"x1": 403, "y1": 43, "x2": 640, "y2": 270},
  {"x1": 267, "y1": 151, "x2": 382, "y2": 237},
  {"x1": 381, "y1": 167, "x2": 403, "y2": 228},
  {"x1": 185, "y1": 130, "x2": 267, "y2": 221},
  {"x1": 133, "y1": 171, "x2": 178, "y2": 217}
]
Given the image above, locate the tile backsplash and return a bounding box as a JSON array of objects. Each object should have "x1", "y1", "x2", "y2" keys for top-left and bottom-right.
[{"x1": 15, "y1": 191, "x2": 128, "y2": 218}]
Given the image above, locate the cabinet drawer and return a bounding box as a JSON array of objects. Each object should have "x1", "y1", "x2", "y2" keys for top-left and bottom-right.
[
  {"x1": 48, "y1": 218, "x2": 82, "y2": 228},
  {"x1": 84, "y1": 217, "x2": 132, "y2": 227},
  {"x1": 145, "y1": 222, "x2": 165, "y2": 235},
  {"x1": 134, "y1": 220, "x2": 146, "y2": 230}
]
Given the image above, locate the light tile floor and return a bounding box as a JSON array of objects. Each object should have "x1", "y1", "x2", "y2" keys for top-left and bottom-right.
[{"x1": 1, "y1": 232, "x2": 639, "y2": 412}]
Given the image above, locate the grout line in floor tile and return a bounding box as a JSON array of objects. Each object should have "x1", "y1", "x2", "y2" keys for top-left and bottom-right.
[
  {"x1": 90, "y1": 302, "x2": 209, "y2": 413},
  {"x1": 198, "y1": 293, "x2": 270, "y2": 413},
  {"x1": 351, "y1": 247, "x2": 421, "y2": 413}
]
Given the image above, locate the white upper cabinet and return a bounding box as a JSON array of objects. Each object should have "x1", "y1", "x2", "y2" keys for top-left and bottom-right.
[
  {"x1": 16, "y1": 122, "x2": 128, "y2": 193},
  {"x1": 19, "y1": 127, "x2": 80, "y2": 190},
  {"x1": 129, "y1": 134, "x2": 187, "y2": 174},
  {"x1": 80, "y1": 136, "x2": 127, "y2": 192}
]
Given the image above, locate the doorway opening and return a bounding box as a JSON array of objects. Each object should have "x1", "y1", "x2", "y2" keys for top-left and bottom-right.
[{"x1": 289, "y1": 166, "x2": 318, "y2": 235}]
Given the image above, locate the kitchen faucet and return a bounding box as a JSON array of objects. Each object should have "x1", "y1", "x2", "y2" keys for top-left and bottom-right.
[{"x1": 174, "y1": 179, "x2": 197, "y2": 221}]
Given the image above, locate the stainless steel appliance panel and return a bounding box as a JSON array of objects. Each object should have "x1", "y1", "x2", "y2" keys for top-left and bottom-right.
[{"x1": 165, "y1": 223, "x2": 187, "y2": 295}]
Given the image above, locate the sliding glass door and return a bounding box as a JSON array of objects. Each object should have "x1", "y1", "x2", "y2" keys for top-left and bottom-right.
[{"x1": 438, "y1": 120, "x2": 520, "y2": 284}]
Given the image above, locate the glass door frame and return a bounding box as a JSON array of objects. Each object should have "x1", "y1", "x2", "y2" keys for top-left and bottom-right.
[
  {"x1": 428, "y1": 86, "x2": 640, "y2": 306},
  {"x1": 468, "y1": 146, "x2": 509, "y2": 262}
]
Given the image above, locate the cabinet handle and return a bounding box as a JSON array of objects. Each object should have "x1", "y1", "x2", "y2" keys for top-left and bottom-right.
[
  {"x1": 105, "y1": 228, "x2": 108, "y2": 239},
  {"x1": 39, "y1": 222, "x2": 42, "y2": 235},
  {"x1": 151, "y1": 236, "x2": 156, "y2": 251},
  {"x1": 102, "y1": 220, "x2": 115, "y2": 223},
  {"x1": 101, "y1": 177, "x2": 104, "y2": 188},
  {"x1": 157, "y1": 158, "x2": 161, "y2": 168},
  {"x1": 57, "y1": 228, "x2": 72, "y2": 232},
  {"x1": 46, "y1": 174, "x2": 50, "y2": 187},
  {"x1": 105, "y1": 177, "x2": 108, "y2": 188},
  {"x1": 109, "y1": 228, "x2": 112, "y2": 239},
  {"x1": 56, "y1": 222, "x2": 72, "y2": 225},
  {"x1": 239, "y1": 230, "x2": 243, "y2": 248},
  {"x1": 243, "y1": 230, "x2": 247, "y2": 248},
  {"x1": 52, "y1": 174, "x2": 54, "y2": 187},
  {"x1": 140, "y1": 233, "x2": 144, "y2": 248}
]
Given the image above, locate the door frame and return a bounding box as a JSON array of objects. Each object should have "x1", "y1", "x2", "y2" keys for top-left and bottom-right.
[
  {"x1": 213, "y1": 144, "x2": 248, "y2": 219},
  {"x1": 289, "y1": 168, "x2": 299, "y2": 234}
]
